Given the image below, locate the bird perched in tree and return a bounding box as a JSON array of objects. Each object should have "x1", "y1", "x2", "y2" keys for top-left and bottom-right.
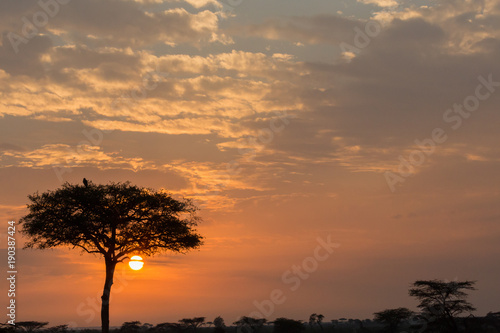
[{"x1": 83, "y1": 178, "x2": 89, "y2": 187}]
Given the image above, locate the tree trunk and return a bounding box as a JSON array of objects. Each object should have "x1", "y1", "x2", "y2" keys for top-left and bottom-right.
[{"x1": 101, "y1": 259, "x2": 116, "y2": 333}]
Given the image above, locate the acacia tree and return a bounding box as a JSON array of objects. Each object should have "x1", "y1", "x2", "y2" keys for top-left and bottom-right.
[
  {"x1": 120, "y1": 321, "x2": 142, "y2": 332},
  {"x1": 409, "y1": 279, "x2": 476, "y2": 333},
  {"x1": 178, "y1": 317, "x2": 206, "y2": 331},
  {"x1": 233, "y1": 317, "x2": 267, "y2": 333},
  {"x1": 16, "y1": 322, "x2": 49, "y2": 333},
  {"x1": 373, "y1": 308, "x2": 413, "y2": 333},
  {"x1": 20, "y1": 181, "x2": 203, "y2": 333}
]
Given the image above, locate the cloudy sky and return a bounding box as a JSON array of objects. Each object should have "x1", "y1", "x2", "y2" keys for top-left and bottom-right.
[{"x1": 1, "y1": 0, "x2": 500, "y2": 327}]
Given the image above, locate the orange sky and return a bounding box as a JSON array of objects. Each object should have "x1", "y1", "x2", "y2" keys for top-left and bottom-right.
[{"x1": 1, "y1": 0, "x2": 500, "y2": 327}]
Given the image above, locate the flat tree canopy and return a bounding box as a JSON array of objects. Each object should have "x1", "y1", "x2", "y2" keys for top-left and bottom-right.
[
  {"x1": 409, "y1": 279, "x2": 476, "y2": 332},
  {"x1": 409, "y1": 280, "x2": 476, "y2": 317},
  {"x1": 16, "y1": 321, "x2": 49, "y2": 332},
  {"x1": 21, "y1": 181, "x2": 203, "y2": 259}
]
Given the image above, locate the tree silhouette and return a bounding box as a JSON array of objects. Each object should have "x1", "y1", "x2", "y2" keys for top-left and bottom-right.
[
  {"x1": 155, "y1": 323, "x2": 183, "y2": 332},
  {"x1": 141, "y1": 323, "x2": 153, "y2": 331},
  {"x1": 273, "y1": 318, "x2": 304, "y2": 333},
  {"x1": 20, "y1": 181, "x2": 203, "y2": 333},
  {"x1": 213, "y1": 316, "x2": 226, "y2": 333},
  {"x1": 316, "y1": 314, "x2": 324, "y2": 331},
  {"x1": 178, "y1": 317, "x2": 205, "y2": 331},
  {"x1": 484, "y1": 312, "x2": 500, "y2": 332},
  {"x1": 308, "y1": 313, "x2": 316, "y2": 327},
  {"x1": 308, "y1": 314, "x2": 324, "y2": 331},
  {"x1": 373, "y1": 307, "x2": 413, "y2": 333},
  {"x1": 409, "y1": 279, "x2": 476, "y2": 333},
  {"x1": 120, "y1": 321, "x2": 142, "y2": 332},
  {"x1": 233, "y1": 317, "x2": 266, "y2": 333},
  {"x1": 16, "y1": 322, "x2": 49, "y2": 333}
]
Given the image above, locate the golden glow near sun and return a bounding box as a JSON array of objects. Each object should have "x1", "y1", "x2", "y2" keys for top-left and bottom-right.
[{"x1": 128, "y1": 255, "x2": 144, "y2": 270}]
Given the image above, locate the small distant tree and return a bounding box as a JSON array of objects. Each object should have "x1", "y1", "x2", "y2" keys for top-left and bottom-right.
[
  {"x1": 409, "y1": 279, "x2": 476, "y2": 333},
  {"x1": 273, "y1": 318, "x2": 304, "y2": 333},
  {"x1": 233, "y1": 317, "x2": 266, "y2": 333},
  {"x1": 308, "y1": 313, "x2": 317, "y2": 327},
  {"x1": 153, "y1": 323, "x2": 167, "y2": 332},
  {"x1": 179, "y1": 317, "x2": 205, "y2": 331},
  {"x1": 154, "y1": 323, "x2": 178, "y2": 332},
  {"x1": 20, "y1": 181, "x2": 203, "y2": 333},
  {"x1": 121, "y1": 321, "x2": 142, "y2": 332},
  {"x1": 213, "y1": 316, "x2": 226, "y2": 333},
  {"x1": 374, "y1": 308, "x2": 413, "y2": 333},
  {"x1": 316, "y1": 314, "x2": 324, "y2": 331},
  {"x1": 155, "y1": 323, "x2": 184, "y2": 333},
  {"x1": 142, "y1": 323, "x2": 153, "y2": 331},
  {"x1": 16, "y1": 322, "x2": 49, "y2": 333},
  {"x1": 308, "y1": 314, "x2": 324, "y2": 331}
]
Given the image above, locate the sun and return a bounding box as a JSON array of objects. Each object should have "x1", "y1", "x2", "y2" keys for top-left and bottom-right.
[{"x1": 128, "y1": 255, "x2": 144, "y2": 270}]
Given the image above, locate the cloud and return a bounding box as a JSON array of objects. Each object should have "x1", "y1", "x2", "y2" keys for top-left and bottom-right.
[
  {"x1": 135, "y1": 0, "x2": 222, "y2": 8},
  {"x1": 357, "y1": 0, "x2": 399, "y2": 8},
  {"x1": 0, "y1": 143, "x2": 156, "y2": 171},
  {"x1": 0, "y1": 48, "x2": 306, "y2": 142},
  {"x1": 210, "y1": 1, "x2": 500, "y2": 183},
  {"x1": 0, "y1": 34, "x2": 52, "y2": 77},
  {"x1": 82, "y1": 116, "x2": 254, "y2": 138},
  {"x1": 179, "y1": 0, "x2": 222, "y2": 9},
  {"x1": 0, "y1": 0, "x2": 225, "y2": 50},
  {"x1": 57, "y1": 5, "x2": 223, "y2": 47},
  {"x1": 369, "y1": 0, "x2": 499, "y2": 54},
  {"x1": 230, "y1": 14, "x2": 362, "y2": 45},
  {"x1": 1, "y1": 0, "x2": 500, "y2": 206}
]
